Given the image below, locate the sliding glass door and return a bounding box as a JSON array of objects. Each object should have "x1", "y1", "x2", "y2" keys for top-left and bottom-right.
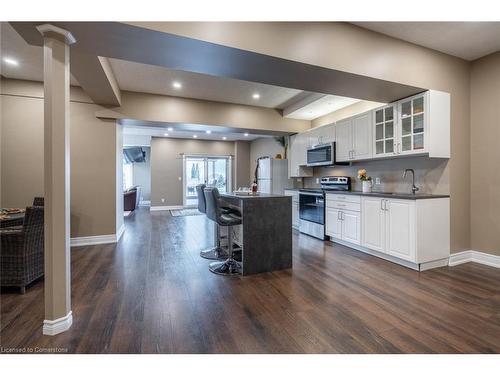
[{"x1": 184, "y1": 156, "x2": 231, "y2": 206}]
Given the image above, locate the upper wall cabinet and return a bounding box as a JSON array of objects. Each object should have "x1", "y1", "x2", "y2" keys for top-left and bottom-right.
[
  {"x1": 373, "y1": 90, "x2": 450, "y2": 159},
  {"x1": 335, "y1": 111, "x2": 373, "y2": 162},
  {"x1": 306, "y1": 123, "x2": 335, "y2": 148},
  {"x1": 289, "y1": 133, "x2": 313, "y2": 178}
]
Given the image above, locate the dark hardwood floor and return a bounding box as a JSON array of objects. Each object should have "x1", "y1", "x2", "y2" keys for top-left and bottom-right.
[{"x1": 2, "y1": 207, "x2": 500, "y2": 353}]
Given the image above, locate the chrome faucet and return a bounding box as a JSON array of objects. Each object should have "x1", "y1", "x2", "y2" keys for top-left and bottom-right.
[{"x1": 403, "y1": 169, "x2": 419, "y2": 194}]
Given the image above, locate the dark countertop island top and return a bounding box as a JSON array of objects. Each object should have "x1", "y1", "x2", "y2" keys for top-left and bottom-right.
[{"x1": 220, "y1": 192, "x2": 291, "y2": 199}]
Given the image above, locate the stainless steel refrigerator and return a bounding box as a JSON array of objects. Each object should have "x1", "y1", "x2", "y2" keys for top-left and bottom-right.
[{"x1": 257, "y1": 158, "x2": 293, "y2": 195}]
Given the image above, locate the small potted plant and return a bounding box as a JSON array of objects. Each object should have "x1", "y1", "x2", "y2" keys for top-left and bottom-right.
[{"x1": 358, "y1": 169, "x2": 373, "y2": 193}]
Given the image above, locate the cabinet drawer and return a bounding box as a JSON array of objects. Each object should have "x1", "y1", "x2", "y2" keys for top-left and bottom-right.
[
  {"x1": 326, "y1": 194, "x2": 361, "y2": 204},
  {"x1": 326, "y1": 201, "x2": 361, "y2": 212}
]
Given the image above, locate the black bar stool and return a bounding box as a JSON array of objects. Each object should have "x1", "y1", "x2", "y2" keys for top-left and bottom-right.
[
  {"x1": 196, "y1": 184, "x2": 228, "y2": 260},
  {"x1": 204, "y1": 187, "x2": 242, "y2": 276}
]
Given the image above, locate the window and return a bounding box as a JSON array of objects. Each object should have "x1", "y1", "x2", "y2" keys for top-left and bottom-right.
[{"x1": 123, "y1": 162, "x2": 134, "y2": 190}]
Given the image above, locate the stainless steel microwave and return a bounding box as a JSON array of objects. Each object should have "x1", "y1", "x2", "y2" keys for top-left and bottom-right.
[{"x1": 306, "y1": 142, "x2": 336, "y2": 167}]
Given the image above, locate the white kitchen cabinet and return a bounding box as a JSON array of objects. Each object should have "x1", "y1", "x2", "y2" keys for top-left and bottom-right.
[
  {"x1": 335, "y1": 119, "x2": 352, "y2": 162},
  {"x1": 285, "y1": 189, "x2": 300, "y2": 230},
  {"x1": 325, "y1": 194, "x2": 360, "y2": 246},
  {"x1": 288, "y1": 134, "x2": 313, "y2": 178},
  {"x1": 373, "y1": 104, "x2": 397, "y2": 158},
  {"x1": 373, "y1": 90, "x2": 450, "y2": 159},
  {"x1": 305, "y1": 123, "x2": 335, "y2": 148},
  {"x1": 361, "y1": 197, "x2": 415, "y2": 262},
  {"x1": 352, "y1": 112, "x2": 372, "y2": 160},
  {"x1": 385, "y1": 199, "x2": 415, "y2": 261},
  {"x1": 341, "y1": 210, "x2": 361, "y2": 245},
  {"x1": 361, "y1": 197, "x2": 385, "y2": 253},
  {"x1": 335, "y1": 112, "x2": 372, "y2": 162},
  {"x1": 325, "y1": 207, "x2": 342, "y2": 239}
]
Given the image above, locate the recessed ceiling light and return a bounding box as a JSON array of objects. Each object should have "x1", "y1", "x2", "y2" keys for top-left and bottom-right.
[
  {"x1": 193, "y1": 135, "x2": 198, "y2": 138},
  {"x1": 3, "y1": 57, "x2": 19, "y2": 66},
  {"x1": 164, "y1": 133, "x2": 169, "y2": 136},
  {"x1": 167, "y1": 127, "x2": 173, "y2": 131},
  {"x1": 206, "y1": 130, "x2": 212, "y2": 134},
  {"x1": 244, "y1": 133, "x2": 249, "y2": 137},
  {"x1": 252, "y1": 93, "x2": 260, "y2": 100},
  {"x1": 172, "y1": 81, "x2": 182, "y2": 89},
  {"x1": 222, "y1": 136, "x2": 227, "y2": 140}
]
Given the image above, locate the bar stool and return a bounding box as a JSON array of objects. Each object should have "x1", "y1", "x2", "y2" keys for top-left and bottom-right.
[
  {"x1": 196, "y1": 184, "x2": 228, "y2": 260},
  {"x1": 204, "y1": 187, "x2": 242, "y2": 276}
]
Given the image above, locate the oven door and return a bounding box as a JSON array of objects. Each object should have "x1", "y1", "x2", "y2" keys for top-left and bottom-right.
[
  {"x1": 307, "y1": 143, "x2": 334, "y2": 167},
  {"x1": 299, "y1": 192, "x2": 325, "y2": 225}
]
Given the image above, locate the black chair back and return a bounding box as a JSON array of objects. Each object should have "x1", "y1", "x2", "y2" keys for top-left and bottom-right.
[
  {"x1": 196, "y1": 184, "x2": 207, "y2": 213},
  {"x1": 33, "y1": 197, "x2": 44, "y2": 206},
  {"x1": 204, "y1": 187, "x2": 222, "y2": 223}
]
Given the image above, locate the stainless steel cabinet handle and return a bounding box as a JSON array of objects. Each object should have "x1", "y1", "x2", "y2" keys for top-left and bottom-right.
[
  {"x1": 341, "y1": 212, "x2": 345, "y2": 221},
  {"x1": 351, "y1": 150, "x2": 355, "y2": 160},
  {"x1": 380, "y1": 199, "x2": 384, "y2": 211},
  {"x1": 384, "y1": 199, "x2": 389, "y2": 211},
  {"x1": 337, "y1": 211, "x2": 341, "y2": 220}
]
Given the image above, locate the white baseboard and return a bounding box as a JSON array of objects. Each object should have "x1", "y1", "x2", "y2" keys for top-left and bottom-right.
[
  {"x1": 43, "y1": 310, "x2": 73, "y2": 336},
  {"x1": 449, "y1": 250, "x2": 500, "y2": 269},
  {"x1": 70, "y1": 224, "x2": 125, "y2": 247},
  {"x1": 150, "y1": 205, "x2": 184, "y2": 211}
]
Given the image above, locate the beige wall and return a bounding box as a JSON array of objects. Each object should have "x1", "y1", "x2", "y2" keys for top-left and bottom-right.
[
  {"x1": 249, "y1": 137, "x2": 285, "y2": 183},
  {"x1": 150, "y1": 137, "x2": 238, "y2": 207},
  {"x1": 142, "y1": 22, "x2": 471, "y2": 253},
  {"x1": 1, "y1": 78, "x2": 119, "y2": 238},
  {"x1": 470, "y1": 52, "x2": 500, "y2": 256}
]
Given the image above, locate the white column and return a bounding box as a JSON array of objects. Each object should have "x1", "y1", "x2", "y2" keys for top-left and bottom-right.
[{"x1": 37, "y1": 24, "x2": 76, "y2": 336}]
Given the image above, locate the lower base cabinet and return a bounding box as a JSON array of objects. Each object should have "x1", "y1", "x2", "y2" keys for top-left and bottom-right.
[
  {"x1": 362, "y1": 197, "x2": 415, "y2": 262},
  {"x1": 325, "y1": 194, "x2": 361, "y2": 246},
  {"x1": 327, "y1": 193, "x2": 450, "y2": 270},
  {"x1": 285, "y1": 190, "x2": 300, "y2": 230}
]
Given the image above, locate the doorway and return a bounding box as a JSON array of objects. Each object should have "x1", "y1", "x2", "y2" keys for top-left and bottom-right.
[{"x1": 183, "y1": 155, "x2": 232, "y2": 207}]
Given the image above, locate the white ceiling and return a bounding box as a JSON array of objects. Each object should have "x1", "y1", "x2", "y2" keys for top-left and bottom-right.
[
  {"x1": 352, "y1": 22, "x2": 500, "y2": 61},
  {"x1": 285, "y1": 95, "x2": 361, "y2": 120},
  {"x1": 108, "y1": 58, "x2": 303, "y2": 109},
  {"x1": 0, "y1": 23, "x2": 79, "y2": 84}
]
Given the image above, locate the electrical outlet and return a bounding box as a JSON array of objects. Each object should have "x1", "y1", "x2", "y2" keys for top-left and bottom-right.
[
  {"x1": 161, "y1": 198, "x2": 165, "y2": 203},
  {"x1": 375, "y1": 177, "x2": 381, "y2": 185}
]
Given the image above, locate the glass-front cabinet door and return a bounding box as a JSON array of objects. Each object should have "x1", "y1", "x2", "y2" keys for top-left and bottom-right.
[
  {"x1": 373, "y1": 104, "x2": 396, "y2": 158},
  {"x1": 397, "y1": 94, "x2": 426, "y2": 155}
]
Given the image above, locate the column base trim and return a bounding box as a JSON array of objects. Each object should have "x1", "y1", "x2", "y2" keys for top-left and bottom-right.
[{"x1": 43, "y1": 310, "x2": 73, "y2": 336}]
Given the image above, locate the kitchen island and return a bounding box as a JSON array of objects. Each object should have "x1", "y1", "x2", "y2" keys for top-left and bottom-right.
[{"x1": 220, "y1": 192, "x2": 293, "y2": 276}]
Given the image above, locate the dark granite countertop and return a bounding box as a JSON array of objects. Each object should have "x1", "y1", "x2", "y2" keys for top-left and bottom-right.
[
  {"x1": 221, "y1": 192, "x2": 291, "y2": 200},
  {"x1": 325, "y1": 191, "x2": 450, "y2": 200}
]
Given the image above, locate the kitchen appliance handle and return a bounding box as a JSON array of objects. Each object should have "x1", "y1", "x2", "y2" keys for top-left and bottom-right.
[{"x1": 299, "y1": 192, "x2": 324, "y2": 197}]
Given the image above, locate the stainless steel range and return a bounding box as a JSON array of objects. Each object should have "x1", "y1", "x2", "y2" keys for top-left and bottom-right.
[{"x1": 299, "y1": 176, "x2": 351, "y2": 239}]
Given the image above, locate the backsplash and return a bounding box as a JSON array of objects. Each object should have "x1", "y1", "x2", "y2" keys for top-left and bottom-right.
[{"x1": 302, "y1": 156, "x2": 450, "y2": 194}]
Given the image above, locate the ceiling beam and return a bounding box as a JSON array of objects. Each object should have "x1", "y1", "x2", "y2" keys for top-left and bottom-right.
[
  {"x1": 10, "y1": 22, "x2": 121, "y2": 106},
  {"x1": 70, "y1": 53, "x2": 121, "y2": 106},
  {"x1": 282, "y1": 93, "x2": 325, "y2": 118},
  {"x1": 10, "y1": 22, "x2": 425, "y2": 104}
]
